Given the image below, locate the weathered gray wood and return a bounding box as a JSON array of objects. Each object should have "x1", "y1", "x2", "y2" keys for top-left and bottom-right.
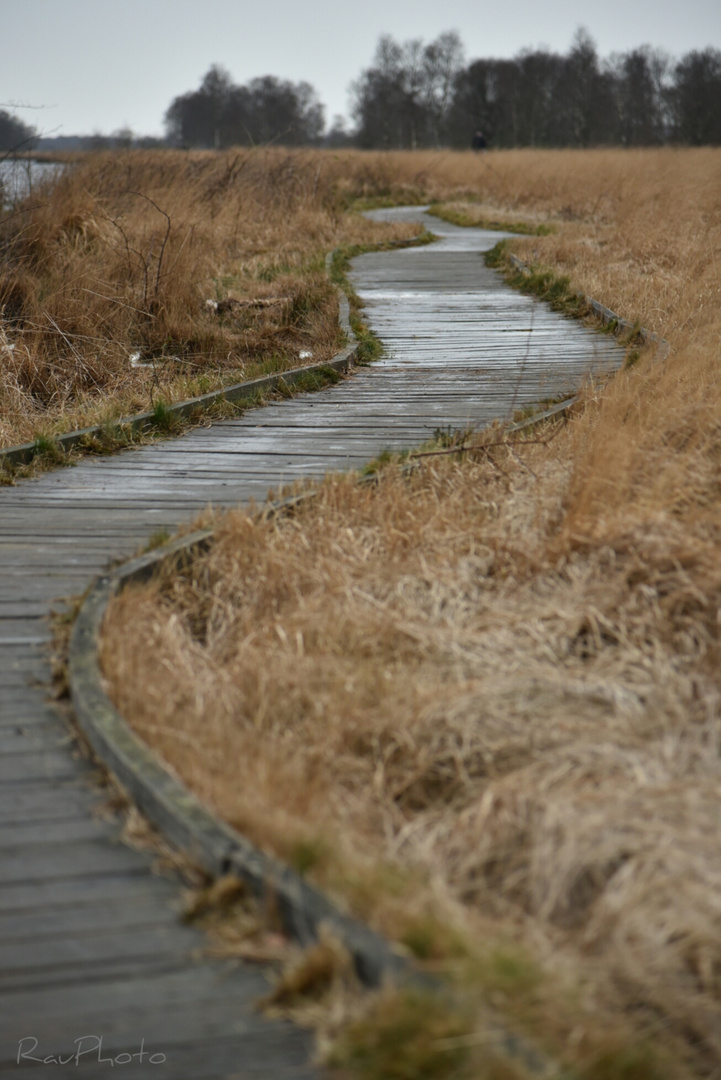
[
  {"x1": 0, "y1": 895, "x2": 180, "y2": 941},
  {"x1": 0, "y1": 841, "x2": 160, "y2": 885},
  {"x1": 0, "y1": 778, "x2": 102, "y2": 818},
  {"x1": 0, "y1": 816, "x2": 116, "y2": 849},
  {"x1": 0, "y1": 750, "x2": 83, "y2": 784},
  {"x1": 0, "y1": 207, "x2": 623, "y2": 1076},
  {"x1": 0, "y1": 867, "x2": 179, "y2": 914},
  {"x1": 0, "y1": 924, "x2": 200, "y2": 982},
  {"x1": 0, "y1": 724, "x2": 76, "y2": 755}
]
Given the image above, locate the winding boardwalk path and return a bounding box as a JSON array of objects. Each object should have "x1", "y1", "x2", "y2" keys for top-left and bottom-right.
[{"x1": 0, "y1": 209, "x2": 621, "y2": 1077}]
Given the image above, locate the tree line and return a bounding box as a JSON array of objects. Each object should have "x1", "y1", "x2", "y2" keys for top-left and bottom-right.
[
  {"x1": 163, "y1": 31, "x2": 720, "y2": 151},
  {"x1": 2, "y1": 28, "x2": 719, "y2": 154},
  {"x1": 352, "y1": 29, "x2": 721, "y2": 148}
]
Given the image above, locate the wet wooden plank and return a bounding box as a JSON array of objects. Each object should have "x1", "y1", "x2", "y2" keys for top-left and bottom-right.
[
  {"x1": 0, "y1": 816, "x2": 118, "y2": 851},
  {"x1": 0, "y1": 923, "x2": 198, "y2": 982},
  {"x1": 0, "y1": 866, "x2": 179, "y2": 915},
  {"x1": 0, "y1": 895, "x2": 179, "y2": 943},
  {"x1": 0, "y1": 723, "x2": 75, "y2": 756},
  {"x1": 0, "y1": 840, "x2": 154, "y2": 886},
  {"x1": 0, "y1": 749, "x2": 82, "y2": 784}
]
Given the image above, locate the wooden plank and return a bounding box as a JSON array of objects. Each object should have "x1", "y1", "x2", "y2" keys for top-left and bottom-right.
[
  {"x1": 0, "y1": 923, "x2": 196, "y2": 980},
  {"x1": 0, "y1": 780, "x2": 101, "y2": 822},
  {"x1": 0, "y1": 895, "x2": 180, "y2": 943},
  {"x1": 0, "y1": 724, "x2": 75, "y2": 755},
  {"x1": 0, "y1": 749, "x2": 84, "y2": 785},
  {"x1": 0, "y1": 964, "x2": 261, "y2": 1024},
  {"x1": 0, "y1": 866, "x2": 179, "y2": 915},
  {"x1": 0, "y1": 710, "x2": 67, "y2": 730},
  {"x1": 0, "y1": 952, "x2": 188, "y2": 995},
  {"x1": 0, "y1": 816, "x2": 120, "y2": 851},
  {"x1": 0, "y1": 840, "x2": 154, "y2": 886}
]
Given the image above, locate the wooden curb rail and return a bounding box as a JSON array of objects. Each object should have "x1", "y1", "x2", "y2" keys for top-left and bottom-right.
[{"x1": 68, "y1": 525, "x2": 408, "y2": 990}]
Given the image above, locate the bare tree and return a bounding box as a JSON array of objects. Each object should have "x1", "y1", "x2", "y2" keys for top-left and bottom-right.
[
  {"x1": 672, "y1": 49, "x2": 721, "y2": 144},
  {"x1": 0, "y1": 110, "x2": 37, "y2": 152}
]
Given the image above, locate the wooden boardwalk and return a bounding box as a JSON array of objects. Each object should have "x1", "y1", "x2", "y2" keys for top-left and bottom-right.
[{"x1": 0, "y1": 209, "x2": 621, "y2": 1077}]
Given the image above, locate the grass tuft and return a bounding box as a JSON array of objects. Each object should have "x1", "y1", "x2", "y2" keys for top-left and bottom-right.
[
  {"x1": 150, "y1": 400, "x2": 179, "y2": 433},
  {"x1": 143, "y1": 529, "x2": 172, "y2": 553},
  {"x1": 31, "y1": 434, "x2": 66, "y2": 465},
  {"x1": 329, "y1": 988, "x2": 474, "y2": 1080}
]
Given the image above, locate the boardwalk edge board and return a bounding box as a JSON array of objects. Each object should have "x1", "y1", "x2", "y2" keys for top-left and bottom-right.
[
  {"x1": 0, "y1": 290, "x2": 358, "y2": 469},
  {"x1": 68, "y1": 527, "x2": 408, "y2": 990},
  {"x1": 507, "y1": 252, "x2": 671, "y2": 359}
]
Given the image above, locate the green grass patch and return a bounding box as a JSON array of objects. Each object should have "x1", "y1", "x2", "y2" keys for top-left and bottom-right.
[
  {"x1": 254, "y1": 252, "x2": 327, "y2": 283},
  {"x1": 143, "y1": 528, "x2": 172, "y2": 553},
  {"x1": 32, "y1": 434, "x2": 67, "y2": 465},
  {"x1": 150, "y1": 399, "x2": 183, "y2": 434},
  {"x1": 485, "y1": 241, "x2": 587, "y2": 318},
  {"x1": 361, "y1": 448, "x2": 401, "y2": 476},
  {"x1": 329, "y1": 988, "x2": 474, "y2": 1080},
  {"x1": 276, "y1": 366, "x2": 343, "y2": 398},
  {"x1": 328, "y1": 986, "x2": 533, "y2": 1080},
  {"x1": 347, "y1": 191, "x2": 430, "y2": 212},
  {"x1": 580, "y1": 1045, "x2": 667, "y2": 1080},
  {"x1": 429, "y1": 203, "x2": 556, "y2": 237},
  {"x1": 399, "y1": 916, "x2": 468, "y2": 964},
  {"x1": 289, "y1": 836, "x2": 330, "y2": 876}
]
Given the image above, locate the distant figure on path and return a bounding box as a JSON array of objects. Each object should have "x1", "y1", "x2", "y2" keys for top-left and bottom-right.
[{"x1": 472, "y1": 130, "x2": 487, "y2": 151}]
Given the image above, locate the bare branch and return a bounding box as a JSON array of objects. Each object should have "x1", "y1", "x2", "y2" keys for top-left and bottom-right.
[{"x1": 126, "y1": 190, "x2": 172, "y2": 303}]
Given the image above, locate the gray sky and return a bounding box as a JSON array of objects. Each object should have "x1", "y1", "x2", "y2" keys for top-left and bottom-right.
[{"x1": 2, "y1": 0, "x2": 720, "y2": 137}]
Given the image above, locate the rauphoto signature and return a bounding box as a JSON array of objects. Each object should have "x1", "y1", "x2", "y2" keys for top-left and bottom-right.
[{"x1": 17, "y1": 1036, "x2": 166, "y2": 1066}]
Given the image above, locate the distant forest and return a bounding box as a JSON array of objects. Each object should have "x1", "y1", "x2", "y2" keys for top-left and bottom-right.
[
  {"x1": 347, "y1": 30, "x2": 721, "y2": 148},
  {"x1": 4, "y1": 28, "x2": 720, "y2": 152},
  {"x1": 164, "y1": 30, "x2": 721, "y2": 150}
]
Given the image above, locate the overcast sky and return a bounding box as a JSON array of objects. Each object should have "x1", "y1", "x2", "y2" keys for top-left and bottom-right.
[{"x1": 2, "y1": 0, "x2": 720, "y2": 137}]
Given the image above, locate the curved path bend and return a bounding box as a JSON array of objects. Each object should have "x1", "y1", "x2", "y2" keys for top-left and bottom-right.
[{"x1": 0, "y1": 209, "x2": 621, "y2": 1078}]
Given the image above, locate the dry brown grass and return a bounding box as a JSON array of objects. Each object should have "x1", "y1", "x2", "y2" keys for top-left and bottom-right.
[
  {"x1": 0, "y1": 148, "x2": 421, "y2": 447},
  {"x1": 100, "y1": 149, "x2": 721, "y2": 1076}
]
